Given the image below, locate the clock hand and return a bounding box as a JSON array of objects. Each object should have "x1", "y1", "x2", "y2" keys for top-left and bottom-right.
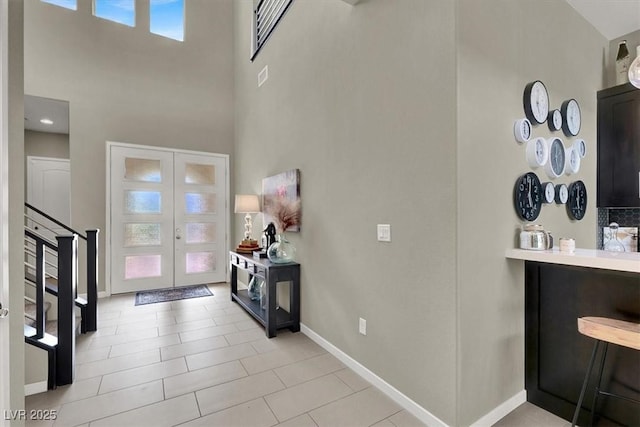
[{"x1": 528, "y1": 182, "x2": 533, "y2": 207}]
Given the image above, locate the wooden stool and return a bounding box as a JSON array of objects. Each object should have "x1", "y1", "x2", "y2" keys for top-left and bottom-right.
[{"x1": 571, "y1": 317, "x2": 640, "y2": 426}]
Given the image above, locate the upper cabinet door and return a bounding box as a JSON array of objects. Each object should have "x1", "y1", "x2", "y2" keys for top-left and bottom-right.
[{"x1": 597, "y1": 83, "x2": 640, "y2": 208}]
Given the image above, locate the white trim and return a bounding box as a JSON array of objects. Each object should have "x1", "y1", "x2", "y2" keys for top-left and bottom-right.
[
  {"x1": 469, "y1": 390, "x2": 527, "y2": 427},
  {"x1": 105, "y1": 141, "x2": 230, "y2": 295},
  {"x1": 300, "y1": 323, "x2": 449, "y2": 427},
  {"x1": 24, "y1": 381, "x2": 47, "y2": 397},
  {"x1": 78, "y1": 291, "x2": 109, "y2": 300}
]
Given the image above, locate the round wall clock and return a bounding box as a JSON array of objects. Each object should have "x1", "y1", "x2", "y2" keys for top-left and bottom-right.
[
  {"x1": 526, "y1": 137, "x2": 548, "y2": 168},
  {"x1": 561, "y1": 99, "x2": 581, "y2": 136},
  {"x1": 544, "y1": 137, "x2": 566, "y2": 179},
  {"x1": 555, "y1": 183, "x2": 568, "y2": 204},
  {"x1": 514, "y1": 172, "x2": 543, "y2": 221},
  {"x1": 567, "y1": 180, "x2": 587, "y2": 220},
  {"x1": 514, "y1": 118, "x2": 532, "y2": 143},
  {"x1": 548, "y1": 109, "x2": 562, "y2": 131},
  {"x1": 523, "y1": 81, "x2": 549, "y2": 125},
  {"x1": 573, "y1": 139, "x2": 586, "y2": 158},
  {"x1": 565, "y1": 146, "x2": 581, "y2": 175},
  {"x1": 542, "y1": 182, "x2": 555, "y2": 204}
]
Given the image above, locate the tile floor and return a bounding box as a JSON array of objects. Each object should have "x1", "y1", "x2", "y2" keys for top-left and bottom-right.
[{"x1": 25, "y1": 283, "x2": 568, "y2": 427}]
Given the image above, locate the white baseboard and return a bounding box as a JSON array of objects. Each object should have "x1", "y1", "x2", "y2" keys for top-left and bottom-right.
[
  {"x1": 78, "y1": 291, "x2": 109, "y2": 299},
  {"x1": 469, "y1": 390, "x2": 526, "y2": 427},
  {"x1": 25, "y1": 381, "x2": 47, "y2": 396},
  {"x1": 300, "y1": 323, "x2": 449, "y2": 427}
]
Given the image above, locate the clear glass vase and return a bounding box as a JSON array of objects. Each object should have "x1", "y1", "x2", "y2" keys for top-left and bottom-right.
[
  {"x1": 267, "y1": 233, "x2": 296, "y2": 263},
  {"x1": 604, "y1": 222, "x2": 625, "y2": 252}
]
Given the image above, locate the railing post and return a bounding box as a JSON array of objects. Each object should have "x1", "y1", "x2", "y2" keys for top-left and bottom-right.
[
  {"x1": 56, "y1": 234, "x2": 77, "y2": 387},
  {"x1": 35, "y1": 242, "x2": 45, "y2": 339},
  {"x1": 85, "y1": 229, "x2": 99, "y2": 332}
]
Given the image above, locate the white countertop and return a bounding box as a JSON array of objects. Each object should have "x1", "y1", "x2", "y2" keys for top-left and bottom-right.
[{"x1": 505, "y1": 248, "x2": 640, "y2": 273}]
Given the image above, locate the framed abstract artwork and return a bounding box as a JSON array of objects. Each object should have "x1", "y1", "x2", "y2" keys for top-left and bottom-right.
[{"x1": 262, "y1": 169, "x2": 301, "y2": 233}]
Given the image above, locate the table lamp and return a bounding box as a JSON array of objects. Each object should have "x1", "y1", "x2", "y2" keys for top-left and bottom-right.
[{"x1": 234, "y1": 194, "x2": 260, "y2": 253}]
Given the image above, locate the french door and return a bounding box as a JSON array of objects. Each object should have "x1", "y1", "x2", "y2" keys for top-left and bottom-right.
[{"x1": 109, "y1": 144, "x2": 228, "y2": 294}]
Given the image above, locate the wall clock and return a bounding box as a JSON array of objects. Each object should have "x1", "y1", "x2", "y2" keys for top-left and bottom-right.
[
  {"x1": 561, "y1": 99, "x2": 581, "y2": 136},
  {"x1": 573, "y1": 139, "x2": 586, "y2": 158},
  {"x1": 548, "y1": 109, "x2": 562, "y2": 131},
  {"x1": 567, "y1": 180, "x2": 587, "y2": 220},
  {"x1": 514, "y1": 172, "x2": 543, "y2": 221},
  {"x1": 526, "y1": 137, "x2": 548, "y2": 168},
  {"x1": 555, "y1": 183, "x2": 568, "y2": 204},
  {"x1": 523, "y1": 81, "x2": 549, "y2": 125},
  {"x1": 565, "y1": 146, "x2": 581, "y2": 175},
  {"x1": 543, "y1": 137, "x2": 566, "y2": 179},
  {"x1": 514, "y1": 118, "x2": 532, "y2": 143},
  {"x1": 542, "y1": 182, "x2": 555, "y2": 204}
]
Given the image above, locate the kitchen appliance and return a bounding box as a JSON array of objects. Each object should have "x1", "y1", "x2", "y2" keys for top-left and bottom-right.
[{"x1": 520, "y1": 224, "x2": 553, "y2": 250}]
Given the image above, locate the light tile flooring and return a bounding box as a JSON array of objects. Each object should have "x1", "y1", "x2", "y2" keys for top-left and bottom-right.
[{"x1": 25, "y1": 283, "x2": 568, "y2": 427}]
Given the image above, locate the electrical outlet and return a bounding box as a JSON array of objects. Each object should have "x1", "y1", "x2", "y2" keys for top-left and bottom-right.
[
  {"x1": 258, "y1": 65, "x2": 268, "y2": 87},
  {"x1": 377, "y1": 224, "x2": 391, "y2": 242},
  {"x1": 359, "y1": 317, "x2": 367, "y2": 335}
]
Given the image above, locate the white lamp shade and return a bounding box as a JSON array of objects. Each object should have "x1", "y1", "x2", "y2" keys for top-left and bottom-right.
[
  {"x1": 234, "y1": 194, "x2": 260, "y2": 213},
  {"x1": 629, "y1": 46, "x2": 640, "y2": 89}
]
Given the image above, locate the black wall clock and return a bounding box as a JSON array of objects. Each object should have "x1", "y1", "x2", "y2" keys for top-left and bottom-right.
[
  {"x1": 514, "y1": 172, "x2": 543, "y2": 221},
  {"x1": 567, "y1": 180, "x2": 587, "y2": 220}
]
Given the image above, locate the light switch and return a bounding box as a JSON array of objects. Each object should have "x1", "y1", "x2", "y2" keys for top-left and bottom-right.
[{"x1": 377, "y1": 224, "x2": 391, "y2": 242}]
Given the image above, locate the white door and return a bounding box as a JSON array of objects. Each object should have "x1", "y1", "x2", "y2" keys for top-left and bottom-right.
[
  {"x1": 27, "y1": 156, "x2": 71, "y2": 236},
  {"x1": 110, "y1": 144, "x2": 227, "y2": 294}
]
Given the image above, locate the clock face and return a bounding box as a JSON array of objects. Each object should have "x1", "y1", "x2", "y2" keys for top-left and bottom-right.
[
  {"x1": 561, "y1": 99, "x2": 581, "y2": 136},
  {"x1": 514, "y1": 118, "x2": 532, "y2": 143},
  {"x1": 573, "y1": 139, "x2": 586, "y2": 158},
  {"x1": 514, "y1": 172, "x2": 543, "y2": 221},
  {"x1": 555, "y1": 183, "x2": 568, "y2": 204},
  {"x1": 544, "y1": 138, "x2": 566, "y2": 179},
  {"x1": 523, "y1": 81, "x2": 549, "y2": 124},
  {"x1": 548, "y1": 109, "x2": 562, "y2": 131},
  {"x1": 526, "y1": 137, "x2": 548, "y2": 168},
  {"x1": 567, "y1": 180, "x2": 587, "y2": 220},
  {"x1": 542, "y1": 182, "x2": 555, "y2": 204},
  {"x1": 565, "y1": 146, "x2": 581, "y2": 175}
]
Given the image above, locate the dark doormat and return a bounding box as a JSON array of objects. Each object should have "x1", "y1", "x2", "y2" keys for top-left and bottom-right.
[{"x1": 135, "y1": 285, "x2": 213, "y2": 306}]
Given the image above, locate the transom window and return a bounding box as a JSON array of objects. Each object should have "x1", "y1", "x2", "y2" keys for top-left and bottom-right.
[
  {"x1": 41, "y1": 0, "x2": 77, "y2": 10},
  {"x1": 150, "y1": 0, "x2": 185, "y2": 42},
  {"x1": 93, "y1": 0, "x2": 135, "y2": 27}
]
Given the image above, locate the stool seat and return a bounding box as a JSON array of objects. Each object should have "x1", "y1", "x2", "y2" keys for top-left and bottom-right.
[{"x1": 578, "y1": 316, "x2": 640, "y2": 350}]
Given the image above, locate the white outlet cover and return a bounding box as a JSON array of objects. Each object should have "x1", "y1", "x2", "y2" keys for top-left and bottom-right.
[
  {"x1": 377, "y1": 224, "x2": 391, "y2": 242},
  {"x1": 359, "y1": 318, "x2": 367, "y2": 335}
]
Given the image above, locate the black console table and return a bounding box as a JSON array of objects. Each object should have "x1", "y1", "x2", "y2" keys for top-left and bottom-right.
[{"x1": 229, "y1": 251, "x2": 300, "y2": 338}]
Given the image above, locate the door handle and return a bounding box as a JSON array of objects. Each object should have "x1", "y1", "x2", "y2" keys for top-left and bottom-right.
[
  {"x1": 176, "y1": 228, "x2": 182, "y2": 240},
  {"x1": 0, "y1": 303, "x2": 8, "y2": 319}
]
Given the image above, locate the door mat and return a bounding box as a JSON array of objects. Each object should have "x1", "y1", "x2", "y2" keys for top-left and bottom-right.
[{"x1": 135, "y1": 285, "x2": 213, "y2": 306}]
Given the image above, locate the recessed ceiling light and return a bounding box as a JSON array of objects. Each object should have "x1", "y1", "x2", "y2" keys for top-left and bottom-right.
[{"x1": 40, "y1": 118, "x2": 54, "y2": 125}]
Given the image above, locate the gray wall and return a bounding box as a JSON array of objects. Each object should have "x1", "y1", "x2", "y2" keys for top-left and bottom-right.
[
  {"x1": 8, "y1": 0, "x2": 25, "y2": 416},
  {"x1": 24, "y1": 0, "x2": 235, "y2": 293},
  {"x1": 235, "y1": 0, "x2": 607, "y2": 425},
  {"x1": 24, "y1": 130, "x2": 69, "y2": 160},
  {"x1": 457, "y1": 1, "x2": 606, "y2": 424}
]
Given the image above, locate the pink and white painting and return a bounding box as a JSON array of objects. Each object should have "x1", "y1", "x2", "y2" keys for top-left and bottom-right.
[{"x1": 262, "y1": 169, "x2": 301, "y2": 233}]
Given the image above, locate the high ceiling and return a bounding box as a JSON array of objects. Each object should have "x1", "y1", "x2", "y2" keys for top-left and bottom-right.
[
  {"x1": 24, "y1": 95, "x2": 69, "y2": 134},
  {"x1": 566, "y1": 0, "x2": 640, "y2": 40}
]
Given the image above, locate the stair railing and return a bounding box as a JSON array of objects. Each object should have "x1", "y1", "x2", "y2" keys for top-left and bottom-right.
[
  {"x1": 24, "y1": 203, "x2": 99, "y2": 332},
  {"x1": 24, "y1": 229, "x2": 55, "y2": 340}
]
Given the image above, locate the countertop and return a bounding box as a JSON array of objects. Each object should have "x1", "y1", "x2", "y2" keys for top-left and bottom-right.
[{"x1": 505, "y1": 248, "x2": 640, "y2": 273}]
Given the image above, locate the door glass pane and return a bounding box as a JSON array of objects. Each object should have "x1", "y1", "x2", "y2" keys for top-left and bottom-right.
[
  {"x1": 186, "y1": 251, "x2": 215, "y2": 274},
  {"x1": 125, "y1": 191, "x2": 161, "y2": 214},
  {"x1": 124, "y1": 223, "x2": 161, "y2": 247},
  {"x1": 186, "y1": 223, "x2": 216, "y2": 244},
  {"x1": 125, "y1": 255, "x2": 162, "y2": 279},
  {"x1": 185, "y1": 163, "x2": 215, "y2": 185},
  {"x1": 124, "y1": 158, "x2": 161, "y2": 182},
  {"x1": 185, "y1": 193, "x2": 216, "y2": 214}
]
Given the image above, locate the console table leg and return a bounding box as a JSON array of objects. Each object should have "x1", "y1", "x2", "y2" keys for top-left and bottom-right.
[{"x1": 266, "y1": 273, "x2": 277, "y2": 338}]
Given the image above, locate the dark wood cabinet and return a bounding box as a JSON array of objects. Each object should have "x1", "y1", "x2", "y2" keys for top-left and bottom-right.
[{"x1": 597, "y1": 83, "x2": 640, "y2": 207}]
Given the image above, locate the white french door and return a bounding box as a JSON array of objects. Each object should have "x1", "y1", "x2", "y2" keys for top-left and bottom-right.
[{"x1": 109, "y1": 144, "x2": 228, "y2": 294}]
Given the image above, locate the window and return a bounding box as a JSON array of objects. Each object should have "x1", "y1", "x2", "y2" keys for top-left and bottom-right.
[
  {"x1": 150, "y1": 0, "x2": 185, "y2": 42},
  {"x1": 41, "y1": 0, "x2": 77, "y2": 10},
  {"x1": 93, "y1": 0, "x2": 135, "y2": 27},
  {"x1": 251, "y1": 0, "x2": 293, "y2": 60}
]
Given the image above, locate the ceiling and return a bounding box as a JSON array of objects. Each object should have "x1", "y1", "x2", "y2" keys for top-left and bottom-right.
[
  {"x1": 566, "y1": 0, "x2": 640, "y2": 40},
  {"x1": 24, "y1": 95, "x2": 69, "y2": 134}
]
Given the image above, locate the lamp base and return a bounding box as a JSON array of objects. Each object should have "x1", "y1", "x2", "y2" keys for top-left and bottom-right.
[{"x1": 236, "y1": 239, "x2": 260, "y2": 254}]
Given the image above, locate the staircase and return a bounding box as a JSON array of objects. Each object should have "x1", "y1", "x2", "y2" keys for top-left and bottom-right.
[{"x1": 24, "y1": 203, "x2": 99, "y2": 390}]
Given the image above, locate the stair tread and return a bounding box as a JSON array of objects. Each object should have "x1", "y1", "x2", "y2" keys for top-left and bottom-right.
[
  {"x1": 24, "y1": 325, "x2": 58, "y2": 348},
  {"x1": 24, "y1": 301, "x2": 52, "y2": 320}
]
